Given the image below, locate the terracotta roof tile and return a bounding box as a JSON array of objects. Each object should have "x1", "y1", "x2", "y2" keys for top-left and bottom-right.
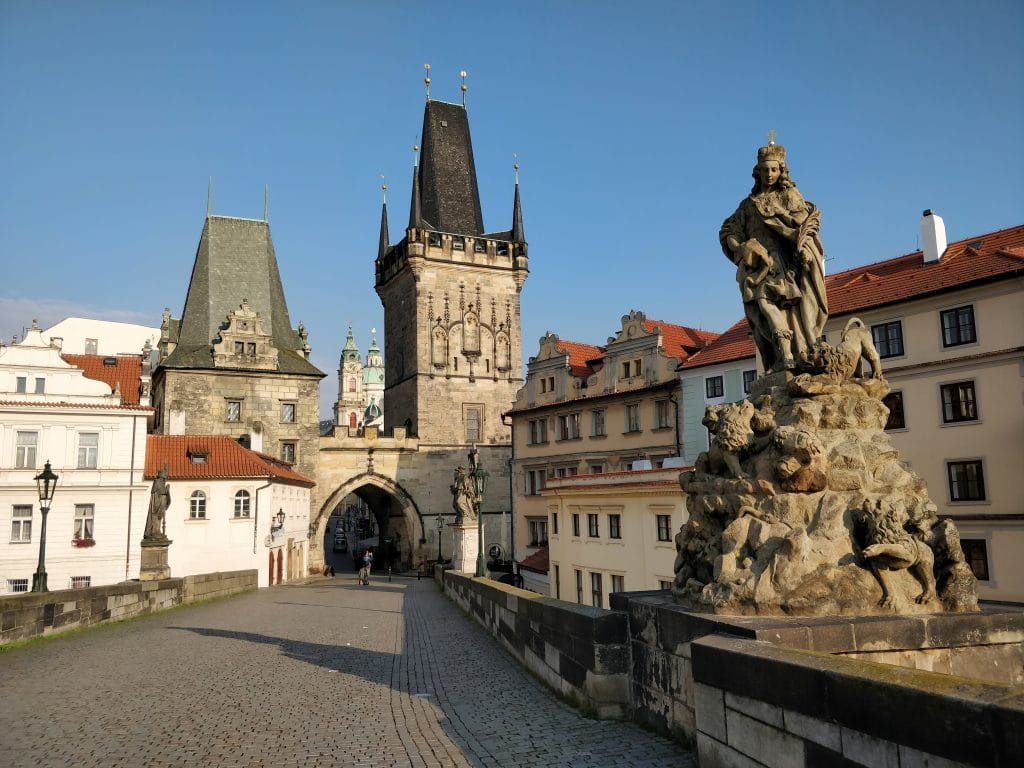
[
  {"x1": 557, "y1": 340, "x2": 605, "y2": 377},
  {"x1": 63, "y1": 354, "x2": 142, "y2": 404},
  {"x1": 643, "y1": 319, "x2": 719, "y2": 364},
  {"x1": 683, "y1": 223, "x2": 1024, "y2": 370},
  {"x1": 0, "y1": 400, "x2": 151, "y2": 411},
  {"x1": 518, "y1": 546, "x2": 549, "y2": 574},
  {"x1": 144, "y1": 435, "x2": 314, "y2": 487}
]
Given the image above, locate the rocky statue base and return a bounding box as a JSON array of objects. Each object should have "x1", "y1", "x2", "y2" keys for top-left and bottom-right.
[
  {"x1": 450, "y1": 524, "x2": 480, "y2": 574},
  {"x1": 675, "y1": 365, "x2": 978, "y2": 616},
  {"x1": 140, "y1": 539, "x2": 172, "y2": 581}
]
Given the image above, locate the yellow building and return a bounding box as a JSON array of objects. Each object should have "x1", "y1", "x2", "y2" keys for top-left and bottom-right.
[
  {"x1": 507, "y1": 310, "x2": 716, "y2": 593},
  {"x1": 540, "y1": 468, "x2": 684, "y2": 607}
]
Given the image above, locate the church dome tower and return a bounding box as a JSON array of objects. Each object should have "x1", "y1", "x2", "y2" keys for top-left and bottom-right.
[{"x1": 333, "y1": 323, "x2": 365, "y2": 431}]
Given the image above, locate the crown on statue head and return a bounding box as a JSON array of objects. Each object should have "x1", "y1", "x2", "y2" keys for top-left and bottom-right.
[{"x1": 757, "y1": 140, "x2": 786, "y2": 164}]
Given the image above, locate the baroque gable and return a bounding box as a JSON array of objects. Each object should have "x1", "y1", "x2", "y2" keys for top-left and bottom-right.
[{"x1": 212, "y1": 300, "x2": 278, "y2": 370}]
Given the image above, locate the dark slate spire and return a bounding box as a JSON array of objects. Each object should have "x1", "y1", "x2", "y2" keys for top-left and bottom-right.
[
  {"x1": 409, "y1": 158, "x2": 423, "y2": 229},
  {"x1": 378, "y1": 201, "x2": 389, "y2": 260},
  {"x1": 417, "y1": 100, "x2": 484, "y2": 235},
  {"x1": 511, "y1": 177, "x2": 525, "y2": 244}
]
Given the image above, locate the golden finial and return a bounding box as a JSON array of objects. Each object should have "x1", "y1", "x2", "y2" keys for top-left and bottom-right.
[
  {"x1": 768, "y1": 129, "x2": 776, "y2": 146},
  {"x1": 413, "y1": 143, "x2": 419, "y2": 168},
  {"x1": 423, "y1": 63, "x2": 431, "y2": 101},
  {"x1": 460, "y1": 69, "x2": 468, "y2": 107},
  {"x1": 380, "y1": 174, "x2": 387, "y2": 204},
  {"x1": 513, "y1": 153, "x2": 519, "y2": 184}
]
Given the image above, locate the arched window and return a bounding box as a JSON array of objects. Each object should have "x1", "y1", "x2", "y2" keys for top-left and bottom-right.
[
  {"x1": 348, "y1": 377, "x2": 357, "y2": 392},
  {"x1": 349, "y1": 412, "x2": 357, "y2": 429},
  {"x1": 234, "y1": 490, "x2": 251, "y2": 518},
  {"x1": 189, "y1": 491, "x2": 206, "y2": 519}
]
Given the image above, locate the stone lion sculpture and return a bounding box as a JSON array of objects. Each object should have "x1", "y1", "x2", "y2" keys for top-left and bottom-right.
[
  {"x1": 696, "y1": 400, "x2": 757, "y2": 479},
  {"x1": 857, "y1": 497, "x2": 936, "y2": 609}
]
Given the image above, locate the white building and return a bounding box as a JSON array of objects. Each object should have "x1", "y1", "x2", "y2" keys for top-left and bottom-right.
[
  {"x1": 0, "y1": 323, "x2": 151, "y2": 594},
  {"x1": 145, "y1": 435, "x2": 314, "y2": 587},
  {"x1": 42, "y1": 317, "x2": 160, "y2": 356}
]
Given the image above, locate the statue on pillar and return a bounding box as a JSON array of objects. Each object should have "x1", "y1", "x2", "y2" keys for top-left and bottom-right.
[
  {"x1": 143, "y1": 466, "x2": 171, "y2": 543},
  {"x1": 451, "y1": 466, "x2": 477, "y2": 525}
]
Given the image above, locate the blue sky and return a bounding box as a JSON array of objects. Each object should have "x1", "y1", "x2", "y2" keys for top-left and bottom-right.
[{"x1": 2, "y1": 1, "x2": 1022, "y2": 416}]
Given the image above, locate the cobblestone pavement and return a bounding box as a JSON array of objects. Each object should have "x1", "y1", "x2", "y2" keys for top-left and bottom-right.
[{"x1": 0, "y1": 574, "x2": 694, "y2": 767}]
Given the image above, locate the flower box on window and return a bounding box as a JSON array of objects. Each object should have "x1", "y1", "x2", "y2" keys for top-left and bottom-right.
[{"x1": 73, "y1": 538, "x2": 96, "y2": 548}]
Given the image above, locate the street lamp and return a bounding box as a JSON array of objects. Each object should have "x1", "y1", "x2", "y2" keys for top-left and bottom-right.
[
  {"x1": 472, "y1": 459, "x2": 490, "y2": 578},
  {"x1": 271, "y1": 508, "x2": 285, "y2": 535},
  {"x1": 436, "y1": 514, "x2": 444, "y2": 562},
  {"x1": 31, "y1": 461, "x2": 59, "y2": 593}
]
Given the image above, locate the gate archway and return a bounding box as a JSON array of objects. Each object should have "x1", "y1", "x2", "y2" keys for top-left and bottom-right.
[{"x1": 311, "y1": 472, "x2": 424, "y2": 570}]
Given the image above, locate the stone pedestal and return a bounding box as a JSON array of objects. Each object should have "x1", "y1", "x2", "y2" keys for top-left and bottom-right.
[
  {"x1": 450, "y1": 523, "x2": 480, "y2": 574},
  {"x1": 140, "y1": 539, "x2": 171, "y2": 581}
]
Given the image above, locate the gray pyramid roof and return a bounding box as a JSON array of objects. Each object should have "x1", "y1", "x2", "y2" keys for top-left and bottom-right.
[
  {"x1": 417, "y1": 101, "x2": 484, "y2": 235},
  {"x1": 161, "y1": 215, "x2": 323, "y2": 376}
]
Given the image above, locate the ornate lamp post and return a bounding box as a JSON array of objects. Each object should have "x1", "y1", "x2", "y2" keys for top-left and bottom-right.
[
  {"x1": 472, "y1": 459, "x2": 489, "y2": 578},
  {"x1": 437, "y1": 514, "x2": 444, "y2": 562},
  {"x1": 31, "y1": 461, "x2": 59, "y2": 593},
  {"x1": 270, "y1": 508, "x2": 286, "y2": 535}
]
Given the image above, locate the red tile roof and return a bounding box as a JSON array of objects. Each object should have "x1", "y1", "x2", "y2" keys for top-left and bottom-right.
[
  {"x1": 557, "y1": 340, "x2": 605, "y2": 377},
  {"x1": 0, "y1": 400, "x2": 151, "y2": 411},
  {"x1": 144, "y1": 435, "x2": 315, "y2": 487},
  {"x1": 63, "y1": 354, "x2": 142, "y2": 405},
  {"x1": 518, "y1": 546, "x2": 549, "y2": 574},
  {"x1": 682, "y1": 223, "x2": 1024, "y2": 370},
  {"x1": 643, "y1": 319, "x2": 719, "y2": 364}
]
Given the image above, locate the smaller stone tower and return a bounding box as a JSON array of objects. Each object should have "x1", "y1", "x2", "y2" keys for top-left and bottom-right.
[{"x1": 334, "y1": 324, "x2": 364, "y2": 431}]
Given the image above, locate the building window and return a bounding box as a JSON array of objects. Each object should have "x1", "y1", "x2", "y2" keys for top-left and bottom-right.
[
  {"x1": 281, "y1": 442, "x2": 297, "y2": 464},
  {"x1": 8, "y1": 579, "x2": 28, "y2": 593},
  {"x1": 743, "y1": 369, "x2": 757, "y2": 394},
  {"x1": 656, "y1": 514, "x2": 672, "y2": 542},
  {"x1": 940, "y1": 306, "x2": 976, "y2": 347},
  {"x1": 590, "y1": 572, "x2": 603, "y2": 607},
  {"x1": 16, "y1": 376, "x2": 27, "y2": 393},
  {"x1": 883, "y1": 391, "x2": 906, "y2": 430},
  {"x1": 15, "y1": 431, "x2": 37, "y2": 469},
  {"x1": 226, "y1": 400, "x2": 241, "y2": 422},
  {"x1": 621, "y1": 361, "x2": 630, "y2": 379},
  {"x1": 84, "y1": 338, "x2": 98, "y2": 355},
  {"x1": 659, "y1": 580, "x2": 673, "y2": 591},
  {"x1": 556, "y1": 412, "x2": 580, "y2": 440},
  {"x1": 575, "y1": 569, "x2": 584, "y2": 604},
  {"x1": 611, "y1": 574, "x2": 624, "y2": 594},
  {"x1": 871, "y1": 320, "x2": 904, "y2": 358},
  {"x1": 11, "y1": 505, "x2": 32, "y2": 543},
  {"x1": 554, "y1": 564, "x2": 561, "y2": 599},
  {"x1": 246, "y1": 342, "x2": 256, "y2": 355},
  {"x1": 591, "y1": 409, "x2": 606, "y2": 437},
  {"x1": 705, "y1": 376, "x2": 724, "y2": 399},
  {"x1": 551, "y1": 512, "x2": 559, "y2": 536},
  {"x1": 465, "y1": 407, "x2": 481, "y2": 443},
  {"x1": 281, "y1": 403, "x2": 296, "y2": 423},
  {"x1": 71, "y1": 576, "x2": 91, "y2": 589},
  {"x1": 77, "y1": 432, "x2": 99, "y2": 469},
  {"x1": 74, "y1": 504, "x2": 95, "y2": 541},
  {"x1": 234, "y1": 341, "x2": 244, "y2": 355},
  {"x1": 589, "y1": 463, "x2": 605, "y2": 474},
  {"x1": 654, "y1": 399, "x2": 671, "y2": 429},
  {"x1": 609, "y1": 514, "x2": 621, "y2": 539},
  {"x1": 960, "y1": 539, "x2": 989, "y2": 581},
  {"x1": 348, "y1": 377, "x2": 357, "y2": 392},
  {"x1": 528, "y1": 519, "x2": 548, "y2": 547},
  {"x1": 625, "y1": 403, "x2": 641, "y2": 433},
  {"x1": 572, "y1": 513, "x2": 580, "y2": 537},
  {"x1": 547, "y1": 376, "x2": 555, "y2": 392},
  {"x1": 940, "y1": 381, "x2": 977, "y2": 423},
  {"x1": 528, "y1": 418, "x2": 547, "y2": 444},
  {"x1": 526, "y1": 469, "x2": 546, "y2": 496},
  {"x1": 555, "y1": 466, "x2": 578, "y2": 478},
  {"x1": 947, "y1": 460, "x2": 985, "y2": 502},
  {"x1": 190, "y1": 491, "x2": 207, "y2": 519},
  {"x1": 587, "y1": 513, "x2": 599, "y2": 537},
  {"x1": 34, "y1": 377, "x2": 45, "y2": 394},
  {"x1": 234, "y1": 490, "x2": 251, "y2": 518}
]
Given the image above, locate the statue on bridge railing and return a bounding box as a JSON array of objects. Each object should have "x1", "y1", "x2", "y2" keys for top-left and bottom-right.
[{"x1": 451, "y1": 466, "x2": 478, "y2": 525}]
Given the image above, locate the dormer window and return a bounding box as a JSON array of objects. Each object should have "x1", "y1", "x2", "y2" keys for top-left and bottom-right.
[
  {"x1": 246, "y1": 342, "x2": 256, "y2": 355},
  {"x1": 189, "y1": 452, "x2": 207, "y2": 464},
  {"x1": 235, "y1": 342, "x2": 244, "y2": 355}
]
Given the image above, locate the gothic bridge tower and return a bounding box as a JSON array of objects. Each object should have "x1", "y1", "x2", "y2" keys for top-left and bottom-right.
[{"x1": 375, "y1": 96, "x2": 528, "y2": 448}]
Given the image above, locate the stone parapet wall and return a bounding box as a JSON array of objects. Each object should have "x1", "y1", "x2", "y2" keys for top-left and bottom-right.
[
  {"x1": 692, "y1": 634, "x2": 1023, "y2": 768},
  {"x1": 0, "y1": 569, "x2": 256, "y2": 645},
  {"x1": 441, "y1": 569, "x2": 629, "y2": 718}
]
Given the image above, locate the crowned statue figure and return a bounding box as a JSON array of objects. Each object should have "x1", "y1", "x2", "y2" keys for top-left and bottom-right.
[{"x1": 720, "y1": 135, "x2": 829, "y2": 373}]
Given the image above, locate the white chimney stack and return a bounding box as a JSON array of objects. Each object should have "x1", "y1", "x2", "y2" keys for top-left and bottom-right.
[{"x1": 920, "y1": 209, "x2": 947, "y2": 264}]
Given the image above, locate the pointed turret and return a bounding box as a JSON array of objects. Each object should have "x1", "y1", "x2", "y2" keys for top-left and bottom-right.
[
  {"x1": 416, "y1": 100, "x2": 484, "y2": 235},
  {"x1": 378, "y1": 201, "x2": 389, "y2": 260},
  {"x1": 511, "y1": 176, "x2": 525, "y2": 244},
  {"x1": 342, "y1": 323, "x2": 360, "y2": 363},
  {"x1": 409, "y1": 159, "x2": 423, "y2": 229}
]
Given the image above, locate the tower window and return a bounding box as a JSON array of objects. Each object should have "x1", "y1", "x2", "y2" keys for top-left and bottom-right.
[{"x1": 465, "y1": 407, "x2": 481, "y2": 443}]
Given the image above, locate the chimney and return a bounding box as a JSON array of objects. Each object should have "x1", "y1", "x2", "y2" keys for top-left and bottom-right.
[
  {"x1": 49, "y1": 336, "x2": 63, "y2": 350},
  {"x1": 920, "y1": 209, "x2": 947, "y2": 264}
]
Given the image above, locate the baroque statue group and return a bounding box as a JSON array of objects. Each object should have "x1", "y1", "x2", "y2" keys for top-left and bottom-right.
[{"x1": 672, "y1": 137, "x2": 978, "y2": 616}]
